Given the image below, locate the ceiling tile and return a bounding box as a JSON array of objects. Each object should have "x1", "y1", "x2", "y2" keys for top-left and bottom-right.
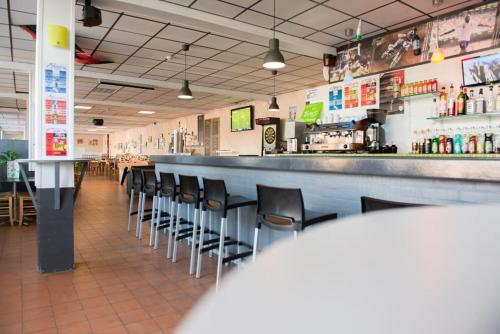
[
  {"x1": 114, "y1": 64, "x2": 150, "y2": 74},
  {"x1": 359, "y1": 2, "x2": 423, "y2": 28},
  {"x1": 322, "y1": 0, "x2": 394, "y2": 16},
  {"x1": 191, "y1": 0, "x2": 244, "y2": 18},
  {"x1": 196, "y1": 59, "x2": 232, "y2": 70},
  {"x1": 188, "y1": 45, "x2": 221, "y2": 58},
  {"x1": 250, "y1": 0, "x2": 316, "y2": 20},
  {"x1": 223, "y1": 0, "x2": 259, "y2": 6},
  {"x1": 12, "y1": 38, "x2": 34, "y2": 51},
  {"x1": 211, "y1": 51, "x2": 250, "y2": 64},
  {"x1": 290, "y1": 5, "x2": 350, "y2": 30},
  {"x1": 9, "y1": 10, "x2": 36, "y2": 25},
  {"x1": 305, "y1": 32, "x2": 343, "y2": 45},
  {"x1": 156, "y1": 25, "x2": 206, "y2": 43},
  {"x1": 324, "y1": 18, "x2": 380, "y2": 38},
  {"x1": 224, "y1": 64, "x2": 255, "y2": 74},
  {"x1": 97, "y1": 41, "x2": 139, "y2": 55},
  {"x1": 125, "y1": 56, "x2": 161, "y2": 68},
  {"x1": 286, "y1": 55, "x2": 321, "y2": 67},
  {"x1": 113, "y1": 15, "x2": 166, "y2": 36},
  {"x1": 105, "y1": 29, "x2": 151, "y2": 46},
  {"x1": 275, "y1": 21, "x2": 315, "y2": 38},
  {"x1": 195, "y1": 34, "x2": 240, "y2": 50},
  {"x1": 235, "y1": 10, "x2": 283, "y2": 29},
  {"x1": 75, "y1": 37, "x2": 100, "y2": 51},
  {"x1": 228, "y1": 42, "x2": 267, "y2": 56},
  {"x1": 76, "y1": 24, "x2": 109, "y2": 40},
  {"x1": 160, "y1": 0, "x2": 192, "y2": 6},
  {"x1": 144, "y1": 37, "x2": 182, "y2": 52},
  {"x1": 135, "y1": 48, "x2": 170, "y2": 60}
]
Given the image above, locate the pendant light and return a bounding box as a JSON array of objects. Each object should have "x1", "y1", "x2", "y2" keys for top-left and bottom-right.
[
  {"x1": 263, "y1": 0, "x2": 285, "y2": 70},
  {"x1": 355, "y1": 19, "x2": 363, "y2": 41},
  {"x1": 343, "y1": 28, "x2": 354, "y2": 83},
  {"x1": 268, "y1": 70, "x2": 280, "y2": 112},
  {"x1": 178, "y1": 43, "x2": 193, "y2": 100}
]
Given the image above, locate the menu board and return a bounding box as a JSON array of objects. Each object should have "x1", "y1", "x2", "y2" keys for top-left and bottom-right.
[
  {"x1": 361, "y1": 78, "x2": 378, "y2": 107},
  {"x1": 329, "y1": 85, "x2": 343, "y2": 111},
  {"x1": 300, "y1": 102, "x2": 323, "y2": 123}
]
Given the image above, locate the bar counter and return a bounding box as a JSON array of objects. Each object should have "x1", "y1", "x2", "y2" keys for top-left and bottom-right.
[
  {"x1": 152, "y1": 153, "x2": 500, "y2": 247},
  {"x1": 151, "y1": 154, "x2": 500, "y2": 183}
]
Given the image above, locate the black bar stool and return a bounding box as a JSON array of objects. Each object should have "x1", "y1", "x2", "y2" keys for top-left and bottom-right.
[
  {"x1": 252, "y1": 184, "x2": 338, "y2": 261},
  {"x1": 127, "y1": 168, "x2": 143, "y2": 233},
  {"x1": 361, "y1": 196, "x2": 424, "y2": 213},
  {"x1": 172, "y1": 175, "x2": 202, "y2": 272},
  {"x1": 154, "y1": 172, "x2": 179, "y2": 251},
  {"x1": 136, "y1": 170, "x2": 159, "y2": 242},
  {"x1": 196, "y1": 178, "x2": 257, "y2": 290}
]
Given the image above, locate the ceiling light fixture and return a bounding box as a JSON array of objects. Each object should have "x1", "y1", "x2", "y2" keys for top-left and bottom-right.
[
  {"x1": 138, "y1": 111, "x2": 156, "y2": 114},
  {"x1": 178, "y1": 43, "x2": 193, "y2": 100},
  {"x1": 263, "y1": 0, "x2": 285, "y2": 70},
  {"x1": 355, "y1": 19, "x2": 363, "y2": 41},
  {"x1": 268, "y1": 70, "x2": 280, "y2": 112},
  {"x1": 97, "y1": 80, "x2": 155, "y2": 90},
  {"x1": 75, "y1": 105, "x2": 92, "y2": 110}
]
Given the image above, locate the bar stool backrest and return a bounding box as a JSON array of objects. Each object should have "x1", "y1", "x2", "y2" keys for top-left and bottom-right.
[
  {"x1": 256, "y1": 184, "x2": 305, "y2": 231},
  {"x1": 179, "y1": 175, "x2": 201, "y2": 208},
  {"x1": 141, "y1": 170, "x2": 157, "y2": 196},
  {"x1": 361, "y1": 196, "x2": 423, "y2": 213},
  {"x1": 202, "y1": 178, "x2": 228, "y2": 216},
  {"x1": 131, "y1": 168, "x2": 143, "y2": 193},
  {"x1": 159, "y1": 172, "x2": 176, "y2": 198}
]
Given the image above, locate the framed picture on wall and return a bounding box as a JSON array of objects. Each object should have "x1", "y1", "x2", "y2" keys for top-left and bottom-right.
[{"x1": 77, "y1": 138, "x2": 83, "y2": 145}]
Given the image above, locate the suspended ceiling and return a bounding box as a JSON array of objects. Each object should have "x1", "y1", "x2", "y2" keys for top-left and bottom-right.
[{"x1": 0, "y1": 0, "x2": 486, "y2": 133}]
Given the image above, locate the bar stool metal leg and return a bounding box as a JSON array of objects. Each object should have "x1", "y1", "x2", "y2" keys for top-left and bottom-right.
[
  {"x1": 216, "y1": 217, "x2": 227, "y2": 292},
  {"x1": 135, "y1": 192, "x2": 144, "y2": 238},
  {"x1": 252, "y1": 227, "x2": 259, "y2": 262},
  {"x1": 167, "y1": 199, "x2": 176, "y2": 259},
  {"x1": 208, "y1": 211, "x2": 213, "y2": 257},
  {"x1": 128, "y1": 188, "x2": 134, "y2": 232},
  {"x1": 293, "y1": 231, "x2": 298, "y2": 240},
  {"x1": 189, "y1": 207, "x2": 199, "y2": 275},
  {"x1": 195, "y1": 209, "x2": 206, "y2": 278},
  {"x1": 149, "y1": 192, "x2": 159, "y2": 246},
  {"x1": 153, "y1": 195, "x2": 163, "y2": 249},
  {"x1": 172, "y1": 202, "x2": 182, "y2": 263},
  {"x1": 237, "y1": 207, "x2": 241, "y2": 269},
  {"x1": 138, "y1": 193, "x2": 147, "y2": 239}
]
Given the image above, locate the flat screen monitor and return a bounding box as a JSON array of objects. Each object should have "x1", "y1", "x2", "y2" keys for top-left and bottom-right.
[
  {"x1": 462, "y1": 53, "x2": 500, "y2": 87},
  {"x1": 231, "y1": 106, "x2": 254, "y2": 132}
]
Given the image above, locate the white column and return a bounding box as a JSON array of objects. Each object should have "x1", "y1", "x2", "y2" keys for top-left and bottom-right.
[{"x1": 34, "y1": 0, "x2": 75, "y2": 188}]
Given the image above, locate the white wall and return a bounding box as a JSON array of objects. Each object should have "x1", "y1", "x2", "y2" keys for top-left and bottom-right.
[
  {"x1": 109, "y1": 48, "x2": 500, "y2": 155},
  {"x1": 74, "y1": 134, "x2": 106, "y2": 157}
]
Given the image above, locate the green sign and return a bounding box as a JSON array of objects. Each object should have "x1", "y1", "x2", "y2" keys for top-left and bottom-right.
[{"x1": 300, "y1": 102, "x2": 323, "y2": 124}]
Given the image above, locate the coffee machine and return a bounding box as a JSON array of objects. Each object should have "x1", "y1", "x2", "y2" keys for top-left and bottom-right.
[{"x1": 301, "y1": 109, "x2": 386, "y2": 153}]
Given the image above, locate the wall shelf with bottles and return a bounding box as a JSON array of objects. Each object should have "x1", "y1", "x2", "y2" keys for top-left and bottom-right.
[
  {"x1": 396, "y1": 91, "x2": 440, "y2": 101},
  {"x1": 426, "y1": 112, "x2": 500, "y2": 121}
]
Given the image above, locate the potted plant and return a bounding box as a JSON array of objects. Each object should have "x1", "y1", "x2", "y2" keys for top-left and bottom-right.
[{"x1": 0, "y1": 150, "x2": 19, "y2": 179}]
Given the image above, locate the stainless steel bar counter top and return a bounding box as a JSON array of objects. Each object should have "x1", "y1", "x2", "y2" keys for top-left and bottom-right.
[{"x1": 150, "y1": 154, "x2": 500, "y2": 183}]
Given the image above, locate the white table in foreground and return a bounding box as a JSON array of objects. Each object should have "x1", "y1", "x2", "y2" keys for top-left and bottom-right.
[{"x1": 177, "y1": 205, "x2": 500, "y2": 334}]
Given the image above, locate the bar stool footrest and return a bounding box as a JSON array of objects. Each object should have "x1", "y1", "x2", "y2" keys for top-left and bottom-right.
[
  {"x1": 198, "y1": 237, "x2": 231, "y2": 252},
  {"x1": 222, "y1": 251, "x2": 253, "y2": 264}
]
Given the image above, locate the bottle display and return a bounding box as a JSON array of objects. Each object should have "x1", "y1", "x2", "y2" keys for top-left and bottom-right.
[
  {"x1": 456, "y1": 85, "x2": 467, "y2": 115},
  {"x1": 476, "y1": 88, "x2": 485, "y2": 114},
  {"x1": 486, "y1": 84, "x2": 495, "y2": 113},
  {"x1": 466, "y1": 89, "x2": 476, "y2": 115},
  {"x1": 412, "y1": 27, "x2": 421, "y2": 56},
  {"x1": 447, "y1": 84, "x2": 456, "y2": 116},
  {"x1": 439, "y1": 86, "x2": 448, "y2": 117}
]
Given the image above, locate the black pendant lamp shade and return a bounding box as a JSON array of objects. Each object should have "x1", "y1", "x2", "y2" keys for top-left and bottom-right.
[
  {"x1": 263, "y1": 0, "x2": 285, "y2": 70},
  {"x1": 178, "y1": 79, "x2": 192, "y2": 100},
  {"x1": 268, "y1": 70, "x2": 279, "y2": 112},
  {"x1": 178, "y1": 43, "x2": 193, "y2": 100},
  {"x1": 263, "y1": 38, "x2": 285, "y2": 70}
]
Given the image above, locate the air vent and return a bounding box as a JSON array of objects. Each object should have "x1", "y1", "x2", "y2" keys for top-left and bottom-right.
[{"x1": 92, "y1": 87, "x2": 116, "y2": 94}]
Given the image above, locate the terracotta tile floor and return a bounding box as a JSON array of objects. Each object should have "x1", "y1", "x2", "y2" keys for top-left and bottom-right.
[{"x1": 0, "y1": 175, "x2": 219, "y2": 334}]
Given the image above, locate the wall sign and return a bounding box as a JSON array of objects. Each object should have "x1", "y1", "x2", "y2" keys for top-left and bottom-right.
[
  {"x1": 300, "y1": 102, "x2": 324, "y2": 123},
  {"x1": 344, "y1": 83, "x2": 360, "y2": 109},
  {"x1": 329, "y1": 85, "x2": 343, "y2": 111},
  {"x1": 360, "y1": 78, "x2": 378, "y2": 107}
]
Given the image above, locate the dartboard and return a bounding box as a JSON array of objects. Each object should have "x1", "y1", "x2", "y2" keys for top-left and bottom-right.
[{"x1": 264, "y1": 127, "x2": 276, "y2": 144}]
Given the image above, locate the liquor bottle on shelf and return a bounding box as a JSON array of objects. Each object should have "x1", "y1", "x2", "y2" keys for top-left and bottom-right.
[
  {"x1": 477, "y1": 131, "x2": 485, "y2": 154},
  {"x1": 432, "y1": 79, "x2": 438, "y2": 92},
  {"x1": 462, "y1": 127, "x2": 470, "y2": 154},
  {"x1": 432, "y1": 98, "x2": 439, "y2": 118},
  {"x1": 456, "y1": 85, "x2": 467, "y2": 115},
  {"x1": 431, "y1": 129, "x2": 439, "y2": 154},
  {"x1": 468, "y1": 127, "x2": 477, "y2": 154},
  {"x1": 439, "y1": 86, "x2": 448, "y2": 117},
  {"x1": 466, "y1": 89, "x2": 476, "y2": 115},
  {"x1": 411, "y1": 130, "x2": 418, "y2": 154},
  {"x1": 447, "y1": 84, "x2": 456, "y2": 116},
  {"x1": 486, "y1": 84, "x2": 495, "y2": 113},
  {"x1": 439, "y1": 132, "x2": 447, "y2": 154},
  {"x1": 454, "y1": 128, "x2": 463, "y2": 154},
  {"x1": 485, "y1": 133, "x2": 494, "y2": 154},
  {"x1": 476, "y1": 88, "x2": 485, "y2": 114}
]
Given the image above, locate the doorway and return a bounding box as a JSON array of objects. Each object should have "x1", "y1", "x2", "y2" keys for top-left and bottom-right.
[{"x1": 204, "y1": 118, "x2": 220, "y2": 156}]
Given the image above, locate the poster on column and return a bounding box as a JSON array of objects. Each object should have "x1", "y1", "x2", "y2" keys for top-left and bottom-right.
[
  {"x1": 45, "y1": 128, "x2": 68, "y2": 157},
  {"x1": 44, "y1": 63, "x2": 67, "y2": 94},
  {"x1": 44, "y1": 96, "x2": 67, "y2": 124},
  {"x1": 360, "y1": 78, "x2": 378, "y2": 107},
  {"x1": 329, "y1": 85, "x2": 343, "y2": 111},
  {"x1": 344, "y1": 83, "x2": 359, "y2": 109}
]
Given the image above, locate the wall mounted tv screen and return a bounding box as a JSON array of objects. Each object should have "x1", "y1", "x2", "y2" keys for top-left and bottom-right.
[
  {"x1": 231, "y1": 106, "x2": 254, "y2": 132},
  {"x1": 462, "y1": 53, "x2": 500, "y2": 87}
]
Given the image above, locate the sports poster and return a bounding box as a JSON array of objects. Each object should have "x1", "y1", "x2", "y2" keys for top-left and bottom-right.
[
  {"x1": 43, "y1": 63, "x2": 68, "y2": 157},
  {"x1": 344, "y1": 83, "x2": 359, "y2": 109},
  {"x1": 329, "y1": 85, "x2": 343, "y2": 111},
  {"x1": 361, "y1": 78, "x2": 378, "y2": 107}
]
